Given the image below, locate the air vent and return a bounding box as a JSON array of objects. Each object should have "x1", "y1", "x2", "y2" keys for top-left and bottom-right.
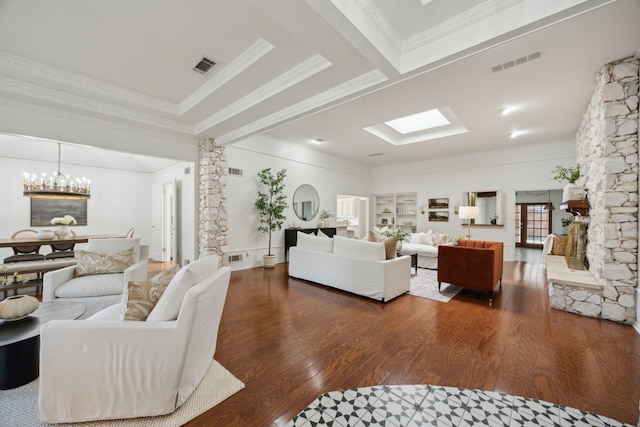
[
  {"x1": 491, "y1": 51, "x2": 541, "y2": 73},
  {"x1": 368, "y1": 153, "x2": 384, "y2": 157},
  {"x1": 193, "y1": 57, "x2": 216, "y2": 74},
  {"x1": 228, "y1": 167, "x2": 243, "y2": 177},
  {"x1": 228, "y1": 254, "x2": 243, "y2": 263}
]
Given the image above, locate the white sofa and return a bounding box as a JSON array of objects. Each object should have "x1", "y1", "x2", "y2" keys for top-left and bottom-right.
[
  {"x1": 39, "y1": 255, "x2": 230, "y2": 423},
  {"x1": 289, "y1": 233, "x2": 410, "y2": 302},
  {"x1": 42, "y1": 238, "x2": 149, "y2": 319},
  {"x1": 398, "y1": 230, "x2": 449, "y2": 269}
]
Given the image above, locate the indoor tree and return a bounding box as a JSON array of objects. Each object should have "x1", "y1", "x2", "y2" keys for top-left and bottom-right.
[{"x1": 255, "y1": 168, "x2": 288, "y2": 267}]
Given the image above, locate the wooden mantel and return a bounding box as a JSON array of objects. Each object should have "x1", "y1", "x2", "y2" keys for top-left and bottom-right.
[{"x1": 559, "y1": 199, "x2": 589, "y2": 216}]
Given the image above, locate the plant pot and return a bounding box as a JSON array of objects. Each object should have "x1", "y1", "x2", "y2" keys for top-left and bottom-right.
[
  {"x1": 562, "y1": 183, "x2": 585, "y2": 202},
  {"x1": 0, "y1": 295, "x2": 40, "y2": 321},
  {"x1": 263, "y1": 255, "x2": 277, "y2": 268}
]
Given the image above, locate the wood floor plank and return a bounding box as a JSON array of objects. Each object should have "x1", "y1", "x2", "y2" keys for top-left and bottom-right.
[{"x1": 181, "y1": 260, "x2": 640, "y2": 426}]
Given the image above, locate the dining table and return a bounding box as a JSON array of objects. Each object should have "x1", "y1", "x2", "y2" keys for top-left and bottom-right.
[{"x1": 0, "y1": 234, "x2": 123, "y2": 249}]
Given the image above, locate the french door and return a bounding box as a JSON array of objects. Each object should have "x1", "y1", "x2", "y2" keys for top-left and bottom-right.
[{"x1": 515, "y1": 203, "x2": 552, "y2": 248}]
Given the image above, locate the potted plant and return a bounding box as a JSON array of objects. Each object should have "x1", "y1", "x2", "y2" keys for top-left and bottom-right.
[
  {"x1": 255, "y1": 168, "x2": 288, "y2": 268},
  {"x1": 383, "y1": 228, "x2": 410, "y2": 251},
  {"x1": 551, "y1": 164, "x2": 584, "y2": 201},
  {"x1": 318, "y1": 209, "x2": 333, "y2": 228},
  {"x1": 490, "y1": 213, "x2": 498, "y2": 225}
]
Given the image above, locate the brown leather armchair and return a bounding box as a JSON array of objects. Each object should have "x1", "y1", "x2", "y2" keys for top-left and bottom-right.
[{"x1": 437, "y1": 240, "x2": 504, "y2": 306}]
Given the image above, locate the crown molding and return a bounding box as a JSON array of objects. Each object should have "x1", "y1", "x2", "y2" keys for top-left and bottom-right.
[
  {"x1": 0, "y1": 51, "x2": 178, "y2": 114},
  {"x1": 216, "y1": 69, "x2": 387, "y2": 145},
  {"x1": 194, "y1": 54, "x2": 332, "y2": 134},
  {"x1": 0, "y1": 98, "x2": 195, "y2": 145},
  {"x1": 178, "y1": 39, "x2": 274, "y2": 115},
  {"x1": 0, "y1": 76, "x2": 193, "y2": 134}
]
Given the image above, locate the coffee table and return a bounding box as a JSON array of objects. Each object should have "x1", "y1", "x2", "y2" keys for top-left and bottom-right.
[
  {"x1": 399, "y1": 251, "x2": 418, "y2": 275},
  {"x1": 0, "y1": 300, "x2": 85, "y2": 389}
]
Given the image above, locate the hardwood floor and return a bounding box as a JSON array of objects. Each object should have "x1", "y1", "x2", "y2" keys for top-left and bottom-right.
[{"x1": 183, "y1": 260, "x2": 640, "y2": 426}]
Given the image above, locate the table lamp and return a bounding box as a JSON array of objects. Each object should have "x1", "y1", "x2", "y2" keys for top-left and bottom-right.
[{"x1": 459, "y1": 206, "x2": 480, "y2": 239}]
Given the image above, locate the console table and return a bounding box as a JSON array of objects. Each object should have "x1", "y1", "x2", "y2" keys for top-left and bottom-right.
[{"x1": 285, "y1": 227, "x2": 337, "y2": 262}]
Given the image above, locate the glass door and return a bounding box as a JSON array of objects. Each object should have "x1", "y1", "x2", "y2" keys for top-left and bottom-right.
[{"x1": 516, "y1": 203, "x2": 552, "y2": 248}]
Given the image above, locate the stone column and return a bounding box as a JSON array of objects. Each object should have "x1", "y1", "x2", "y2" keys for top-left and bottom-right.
[
  {"x1": 576, "y1": 56, "x2": 639, "y2": 324},
  {"x1": 198, "y1": 138, "x2": 228, "y2": 263}
]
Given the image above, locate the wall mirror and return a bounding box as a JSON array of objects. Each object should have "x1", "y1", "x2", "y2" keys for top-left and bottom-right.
[
  {"x1": 293, "y1": 184, "x2": 319, "y2": 221},
  {"x1": 463, "y1": 191, "x2": 503, "y2": 225}
]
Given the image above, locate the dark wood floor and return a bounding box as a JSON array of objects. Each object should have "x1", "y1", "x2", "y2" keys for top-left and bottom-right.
[{"x1": 181, "y1": 260, "x2": 640, "y2": 426}]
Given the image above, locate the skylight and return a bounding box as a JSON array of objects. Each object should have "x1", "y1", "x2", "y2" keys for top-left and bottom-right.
[{"x1": 385, "y1": 109, "x2": 450, "y2": 134}]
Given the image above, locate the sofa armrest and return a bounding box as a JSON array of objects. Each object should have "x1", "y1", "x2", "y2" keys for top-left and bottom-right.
[
  {"x1": 39, "y1": 319, "x2": 187, "y2": 422},
  {"x1": 42, "y1": 265, "x2": 76, "y2": 301},
  {"x1": 123, "y1": 258, "x2": 149, "y2": 283}
]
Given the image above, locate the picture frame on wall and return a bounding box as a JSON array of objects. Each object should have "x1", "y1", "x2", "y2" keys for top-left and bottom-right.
[
  {"x1": 428, "y1": 211, "x2": 449, "y2": 222},
  {"x1": 428, "y1": 198, "x2": 449, "y2": 209},
  {"x1": 31, "y1": 198, "x2": 88, "y2": 226}
]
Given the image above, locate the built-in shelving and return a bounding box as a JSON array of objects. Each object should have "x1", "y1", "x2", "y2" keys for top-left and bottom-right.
[{"x1": 374, "y1": 192, "x2": 417, "y2": 232}]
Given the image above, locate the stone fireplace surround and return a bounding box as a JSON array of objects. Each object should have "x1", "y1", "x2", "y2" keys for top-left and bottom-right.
[{"x1": 550, "y1": 56, "x2": 639, "y2": 325}]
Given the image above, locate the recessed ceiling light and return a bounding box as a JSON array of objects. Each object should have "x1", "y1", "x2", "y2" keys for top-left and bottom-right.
[
  {"x1": 310, "y1": 138, "x2": 324, "y2": 145},
  {"x1": 385, "y1": 109, "x2": 450, "y2": 134},
  {"x1": 501, "y1": 106, "x2": 515, "y2": 115},
  {"x1": 510, "y1": 130, "x2": 524, "y2": 138}
]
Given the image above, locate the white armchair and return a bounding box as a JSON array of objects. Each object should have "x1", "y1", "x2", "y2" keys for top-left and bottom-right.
[
  {"x1": 39, "y1": 255, "x2": 231, "y2": 423},
  {"x1": 42, "y1": 238, "x2": 148, "y2": 319}
]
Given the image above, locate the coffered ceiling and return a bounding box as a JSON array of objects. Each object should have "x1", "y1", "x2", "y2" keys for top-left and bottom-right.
[{"x1": 0, "y1": 0, "x2": 638, "y2": 169}]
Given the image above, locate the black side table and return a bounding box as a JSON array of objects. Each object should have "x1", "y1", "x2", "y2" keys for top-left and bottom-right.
[
  {"x1": 398, "y1": 251, "x2": 418, "y2": 275},
  {"x1": 0, "y1": 300, "x2": 85, "y2": 389}
]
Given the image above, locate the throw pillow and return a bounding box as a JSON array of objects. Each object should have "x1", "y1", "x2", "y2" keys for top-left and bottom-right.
[
  {"x1": 368, "y1": 230, "x2": 382, "y2": 242},
  {"x1": 551, "y1": 235, "x2": 568, "y2": 255},
  {"x1": 432, "y1": 233, "x2": 448, "y2": 246},
  {"x1": 409, "y1": 232, "x2": 421, "y2": 244},
  {"x1": 317, "y1": 229, "x2": 331, "y2": 238},
  {"x1": 420, "y1": 230, "x2": 434, "y2": 245},
  {"x1": 74, "y1": 247, "x2": 134, "y2": 277},
  {"x1": 383, "y1": 236, "x2": 397, "y2": 260},
  {"x1": 121, "y1": 280, "x2": 169, "y2": 321}
]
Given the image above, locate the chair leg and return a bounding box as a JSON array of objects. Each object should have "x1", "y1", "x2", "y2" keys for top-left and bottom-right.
[
  {"x1": 489, "y1": 292, "x2": 493, "y2": 307},
  {"x1": 438, "y1": 281, "x2": 441, "y2": 292}
]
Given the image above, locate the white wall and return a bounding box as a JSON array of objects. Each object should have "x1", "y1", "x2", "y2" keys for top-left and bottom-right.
[
  {"x1": 0, "y1": 156, "x2": 152, "y2": 259},
  {"x1": 225, "y1": 135, "x2": 371, "y2": 269},
  {"x1": 370, "y1": 140, "x2": 577, "y2": 261}
]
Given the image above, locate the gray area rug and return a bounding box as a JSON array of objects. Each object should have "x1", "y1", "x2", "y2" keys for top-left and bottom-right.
[
  {"x1": 409, "y1": 268, "x2": 463, "y2": 303},
  {"x1": 0, "y1": 359, "x2": 244, "y2": 427}
]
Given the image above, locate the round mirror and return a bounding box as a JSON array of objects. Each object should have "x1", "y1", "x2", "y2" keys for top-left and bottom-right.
[{"x1": 293, "y1": 184, "x2": 319, "y2": 221}]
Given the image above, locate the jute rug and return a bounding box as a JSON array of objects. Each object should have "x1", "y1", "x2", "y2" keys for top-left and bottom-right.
[
  {"x1": 0, "y1": 360, "x2": 244, "y2": 427},
  {"x1": 409, "y1": 268, "x2": 463, "y2": 303}
]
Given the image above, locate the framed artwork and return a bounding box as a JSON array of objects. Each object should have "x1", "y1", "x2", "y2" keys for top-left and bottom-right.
[
  {"x1": 31, "y1": 198, "x2": 88, "y2": 226},
  {"x1": 428, "y1": 210, "x2": 449, "y2": 222},
  {"x1": 428, "y1": 198, "x2": 449, "y2": 209},
  {"x1": 381, "y1": 218, "x2": 388, "y2": 225}
]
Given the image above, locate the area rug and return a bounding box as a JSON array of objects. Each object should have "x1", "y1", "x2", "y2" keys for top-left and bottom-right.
[
  {"x1": 0, "y1": 360, "x2": 244, "y2": 427},
  {"x1": 409, "y1": 268, "x2": 463, "y2": 303}
]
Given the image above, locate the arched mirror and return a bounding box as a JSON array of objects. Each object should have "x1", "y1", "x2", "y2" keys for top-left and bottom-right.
[{"x1": 293, "y1": 184, "x2": 319, "y2": 221}]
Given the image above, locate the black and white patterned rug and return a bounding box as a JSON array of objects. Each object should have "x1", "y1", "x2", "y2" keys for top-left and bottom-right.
[
  {"x1": 286, "y1": 384, "x2": 632, "y2": 426},
  {"x1": 409, "y1": 269, "x2": 462, "y2": 303}
]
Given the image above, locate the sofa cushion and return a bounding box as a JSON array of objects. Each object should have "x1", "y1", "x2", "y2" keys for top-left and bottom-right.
[
  {"x1": 333, "y1": 235, "x2": 385, "y2": 261},
  {"x1": 54, "y1": 273, "x2": 125, "y2": 298},
  {"x1": 383, "y1": 236, "x2": 397, "y2": 260},
  {"x1": 400, "y1": 243, "x2": 438, "y2": 257},
  {"x1": 74, "y1": 247, "x2": 134, "y2": 277},
  {"x1": 297, "y1": 231, "x2": 333, "y2": 252},
  {"x1": 146, "y1": 255, "x2": 220, "y2": 322},
  {"x1": 121, "y1": 265, "x2": 180, "y2": 321},
  {"x1": 87, "y1": 238, "x2": 141, "y2": 262}
]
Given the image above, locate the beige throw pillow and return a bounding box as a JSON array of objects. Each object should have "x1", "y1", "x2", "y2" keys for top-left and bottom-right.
[
  {"x1": 432, "y1": 233, "x2": 448, "y2": 246},
  {"x1": 383, "y1": 236, "x2": 398, "y2": 260},
  {"x1": 121, "y1": 265, "x2": 180, "y2": 321},
  {"x1": 74, "y1": 247, "x2": 134, "y2": 277}
]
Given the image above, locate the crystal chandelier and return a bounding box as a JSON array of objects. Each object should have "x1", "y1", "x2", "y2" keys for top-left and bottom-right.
[{"x1": 23, "y1": 143, "x2": 91, "y2": 199}]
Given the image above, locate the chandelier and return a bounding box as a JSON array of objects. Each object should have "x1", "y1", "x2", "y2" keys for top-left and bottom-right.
[{"x1": 23, "y1": 143, "x2": 91, "y2": 199}]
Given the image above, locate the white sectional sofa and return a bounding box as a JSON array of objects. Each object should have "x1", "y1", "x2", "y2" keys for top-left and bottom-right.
[
  {"x1": 398, "y1": 229, "x2": 450, "y2": 269},
  {"x1": 288, "y1": 232, "x2": 410, "y2": 302}
]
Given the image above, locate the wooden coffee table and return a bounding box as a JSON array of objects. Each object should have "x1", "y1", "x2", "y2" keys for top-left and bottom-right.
[{"x1": 0, "y1": 300, "x2": 85, "y2": 389}]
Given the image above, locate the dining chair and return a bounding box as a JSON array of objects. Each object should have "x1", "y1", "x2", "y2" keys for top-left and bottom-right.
[
  {"x1": 45, "y1": 241, "x2": 76, "y2": 260},
  {"x1": 4, "y1": 229, "x2": 46, "y2": 263},
  {"x1": 125, "y1": 228, "x2": 135, "y2": 238}
]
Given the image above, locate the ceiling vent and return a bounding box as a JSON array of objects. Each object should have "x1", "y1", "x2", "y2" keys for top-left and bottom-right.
[
  {"x1": 193, "y1": 57, "x2": 216, "y2": 74},
  {"x1": 368, "y1": 153, "x2": 384, "y2": 157},
  {"x1": 491, "y1": 51, "x2": 541, "y2": 73}
]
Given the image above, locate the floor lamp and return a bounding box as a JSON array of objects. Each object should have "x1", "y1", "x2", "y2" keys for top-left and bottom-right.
[{"x1": 459, "y1": 206, "x2": 480, "y2": 239}]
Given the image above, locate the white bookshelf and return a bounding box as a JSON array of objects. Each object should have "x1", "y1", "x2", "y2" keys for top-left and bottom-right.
[{"x1": 374, "y1": 192, "x2": 417, "y2": 232}]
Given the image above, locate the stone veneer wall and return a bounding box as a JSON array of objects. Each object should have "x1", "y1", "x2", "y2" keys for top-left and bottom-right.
[
  {"x1": 198, "y1": 138, "x2": 228, "y2": 263},
  {"x1": 571, "y1": 56, "x2": 639, "y2": 324}
]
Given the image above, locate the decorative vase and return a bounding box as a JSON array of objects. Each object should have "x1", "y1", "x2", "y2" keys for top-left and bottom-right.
[
  {"x1": 54, "y1": 226, "x2": 72, "y2": 239},
  {"x1": 0, "y1": 295, "x2": 40, "y2": 321},
  {"x1": 319, "y1": 220, "x2": 327, "y2": 228},
  {"x1": 396, "y1": 240, "x2": 403, "y2": 251},
  {"x1": 37, "y1": 229, "x2": 56, "y2": 240}
]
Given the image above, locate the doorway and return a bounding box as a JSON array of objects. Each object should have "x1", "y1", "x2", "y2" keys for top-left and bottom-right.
[
  {"x1": 515, "y1": 203, "x2": 552, "y2": 248},
  {"x1": 336, "y1": 195, "x2": 369, "y2": 239}
]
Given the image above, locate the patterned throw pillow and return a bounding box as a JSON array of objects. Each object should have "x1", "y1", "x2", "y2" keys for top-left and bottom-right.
[
  {"x1": 74, "y1": 247, "x2": 134, "y2": 277},
  {"x1": 432, "y1": 233, "x2": 448, "y2": 246},
  {"x1": 121, "y1": 265, "x2": 180, "y2": 321}
]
